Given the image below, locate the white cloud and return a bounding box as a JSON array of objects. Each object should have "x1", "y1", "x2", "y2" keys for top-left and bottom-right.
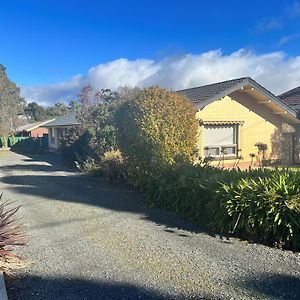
[
  {"x1": 87, "y1": 58, "x2": 159, "y2": 89},
  {"x1": 21, "y1": 49, "x2": 300, "y2": 106}
]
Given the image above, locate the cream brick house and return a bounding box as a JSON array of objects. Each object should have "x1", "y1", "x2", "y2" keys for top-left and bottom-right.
[{"x1": 178, "y1": 77, "x2": 300, "y2": 167}]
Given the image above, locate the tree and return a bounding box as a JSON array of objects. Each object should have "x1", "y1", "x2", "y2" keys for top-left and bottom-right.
[
  {"x1": 0, "y1": 65, "x2": 25, "y2": 134},
  {"x1": 69, "y1": 100, "x2": 79, "y2": 112},
  {"x1": 25, "y1": 102, "x2": 48, "y2": 121},
  {"x1": 46, "y1": 102, "x2": 69, "y2": 118}
]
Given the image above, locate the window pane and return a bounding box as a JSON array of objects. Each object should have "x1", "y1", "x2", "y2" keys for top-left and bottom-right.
[
  {"x1": 205, "y1": 147, "x2": 219, "y2": 156},
  {"x1": 222, "y1": 146, "x2": 236, "y2": 155},
  {"x1": 204, "y1": 125, "x2": 236, "y2": 146}
]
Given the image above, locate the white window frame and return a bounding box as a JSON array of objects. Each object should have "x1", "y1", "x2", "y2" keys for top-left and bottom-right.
[{"x1": 204, "y1": 124, "x2": 239, "y2": 158}]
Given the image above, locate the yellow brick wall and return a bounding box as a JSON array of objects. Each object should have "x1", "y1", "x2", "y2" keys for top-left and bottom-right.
[{"x1": 196, "y1": 95, "x2": 283, "y2": 164}]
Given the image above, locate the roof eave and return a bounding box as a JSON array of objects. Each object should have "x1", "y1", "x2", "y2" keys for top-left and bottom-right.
[
  {"x1": 247, "y1": 79, "x2": 298, "y2": 119},
  {"x1": 192, "y1": 78, "x2": 299, "y2": 123}
]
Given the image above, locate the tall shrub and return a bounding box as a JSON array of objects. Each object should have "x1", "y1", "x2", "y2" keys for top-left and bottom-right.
[
  {"x1": 61, "y1": 87, "x2": 120, "y2": 169},
  {"x1": 114, "y1": 87, "x2": 198, "y2": 184}
]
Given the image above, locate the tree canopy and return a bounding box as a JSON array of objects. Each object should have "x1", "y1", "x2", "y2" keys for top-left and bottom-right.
[
  {"x1": 0, "y1": 65, "x2": 25, "y2": 134},
  {"x1": 46, "y1": 102, "x2": 69, "y2": 118},
  {"x1": 24, "y1": 100, "x2": 79, "y2": 122},
  {"x1": 24, "y1": 102, "x2": 48, "y2": 121}
]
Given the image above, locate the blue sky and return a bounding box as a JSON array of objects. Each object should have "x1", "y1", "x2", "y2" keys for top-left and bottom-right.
[{"x1": 1, "y1": 0, "x2": 300, "y2": 105}]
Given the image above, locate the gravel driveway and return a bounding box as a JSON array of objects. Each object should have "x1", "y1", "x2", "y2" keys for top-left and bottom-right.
[{"x1": 0, "y1": 151, "x2": 299, "y2": 299}]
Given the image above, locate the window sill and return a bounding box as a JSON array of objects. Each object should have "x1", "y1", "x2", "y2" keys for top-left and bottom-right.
[{"x1": 205, "y1": 155, "x2": 240, "y2": 161}]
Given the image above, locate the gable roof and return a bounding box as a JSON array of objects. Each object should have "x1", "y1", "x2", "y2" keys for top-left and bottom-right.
[
  {"x1": 177, "y1": 77, "x2": 298, "y2": 119},
  {"x1": 15, "y1": 119, "x2": 54, "y2": 133},
  {"x1": 43, "y1": 112, "x2": 81, "y2": 127},
  {"x1": 278, "y1": 86, "x2": 300, "y2": 106}
]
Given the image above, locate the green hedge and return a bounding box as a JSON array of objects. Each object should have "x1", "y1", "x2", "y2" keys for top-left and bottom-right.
[
  {"x1": 145, "y1": 163, "x2": 300, "y2": 250},
  {"x1": 11, "y1": 136, "x2": 47, "y2": 153}
]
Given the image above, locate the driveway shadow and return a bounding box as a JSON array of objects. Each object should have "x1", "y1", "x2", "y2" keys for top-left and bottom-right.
[
  {"x1": 0, "y1": 164, "x2": 61, "y2": 173},
  {"x1": 240, "y1": 273, "x2": 300, "y2": 299},
  {"x1": 0, "y1": 153, "x2": 206, "y2": 236},
  {"x1": 5, "y1": 274, "x2": 176, "y2": 300}
]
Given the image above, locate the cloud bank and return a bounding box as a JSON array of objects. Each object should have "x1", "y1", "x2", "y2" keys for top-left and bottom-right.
[{"x1": 21, "y1": 49, "x2": 300, "y2": 106}]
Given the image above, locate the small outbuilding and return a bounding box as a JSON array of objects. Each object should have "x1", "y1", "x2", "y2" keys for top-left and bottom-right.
[{"x1": 43, "y1": 113, "x2": 81, "y2": 150}]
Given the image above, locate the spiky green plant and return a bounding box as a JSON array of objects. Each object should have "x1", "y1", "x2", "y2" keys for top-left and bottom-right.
[
  {"x1": 211, "y1": 171, "x2": 300, "y2": 250},
  {"x1": 0, "y1": 193, "x2": 25, "y2": 249}
]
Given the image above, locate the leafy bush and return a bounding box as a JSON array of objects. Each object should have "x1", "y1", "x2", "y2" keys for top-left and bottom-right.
[
  {"x1": 115, "y1": 87, "x2": 198, "y2": 185},
  {"x1": 80, "y1": 102, "x2": 118, "y2": 160},
  {"x1": 60, "y1": 127, "x2": 91, "y2": 167},
  {"x1": 88, "y1": 150, "x2": 127, "y2": 182}
]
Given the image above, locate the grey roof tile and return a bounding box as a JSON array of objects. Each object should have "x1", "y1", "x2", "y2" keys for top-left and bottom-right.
[{"x1": 177, "y1": 77, "x2": 249, "y2": 103}]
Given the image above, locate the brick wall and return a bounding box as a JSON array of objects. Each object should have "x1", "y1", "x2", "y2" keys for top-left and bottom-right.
[{"x1": 30, "y1": 127, "x2": 48, "y2": 138}]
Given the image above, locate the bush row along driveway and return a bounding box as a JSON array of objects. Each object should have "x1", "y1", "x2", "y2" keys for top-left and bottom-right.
[{"x1": 0, "y1": 151, "x2": 299, "y2": 299}]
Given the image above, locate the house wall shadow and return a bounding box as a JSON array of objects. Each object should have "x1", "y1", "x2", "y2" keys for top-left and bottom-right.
[{"x1": 270, "y1": 128, "x2": 295, "y2": 165}]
